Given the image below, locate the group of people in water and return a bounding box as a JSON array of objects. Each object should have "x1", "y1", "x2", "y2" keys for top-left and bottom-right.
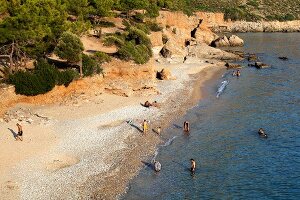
[
  {"x1": 232, "y1": 69, "x2": 241, "y2": 77},
  {"x1": 142, "y1": 118, "x2": 195, "y2": 173}
]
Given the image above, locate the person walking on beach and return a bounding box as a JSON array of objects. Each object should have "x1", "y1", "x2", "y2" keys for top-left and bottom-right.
[
  {"x1": 16, "y1": 123, "x2": 23, "y2": 141},
  {"x1": 183, "y1": 121, "x2": 190, "y2": 132},
  {"x1": 142, "y1": 120, "x2": 148, "y2": 135},
  {"x1": 190, "y1": 159, "x2": 196, "y2": 173}
]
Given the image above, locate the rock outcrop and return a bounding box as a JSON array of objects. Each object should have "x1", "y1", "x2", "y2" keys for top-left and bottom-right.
[
  {"x1": 249, "y1": 62, "x2": 270, "y2": 69},
  {"x1": 211, "y1": 20, "x2": 300, "y2": 33},
  {"x1": 211, "y1": 35, "x2": 244, "y2": 47},
  {"x1": 228, "y1": 35, "x2": 244, "y2": 46},
  {"x1": 225, "y1": 63, "x2": 242, "y2": 69},
  {"x1": 156, "y1": 68, "x2": 173, "y2": 80}
]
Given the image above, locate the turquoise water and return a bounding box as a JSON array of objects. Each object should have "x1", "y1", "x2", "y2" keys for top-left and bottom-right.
[{"x1": 123, "y1": 33, "x2": 300, "y2": 200}]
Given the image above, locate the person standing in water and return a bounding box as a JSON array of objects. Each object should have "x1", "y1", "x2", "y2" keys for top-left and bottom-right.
[
  {"x1": 183, "y1": 121, "x2": 190, "y2": 132},
  {"x1": 190, "y1": 159, "x2": 196, "y2": 173},
  {"x1": 16, "y1": 123, "x2": 23, "y2": 141},
  {"x1": 236, "y1": 69, "x2": 241, "y2": 77},
  {"x1": 154, "y1": 161, "x2": 161, "y2": 172}
]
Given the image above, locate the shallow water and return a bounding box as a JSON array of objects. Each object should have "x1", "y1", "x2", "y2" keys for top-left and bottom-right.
[{"x1": 123, "y1": 33, "x2": 300, "y2": 200}]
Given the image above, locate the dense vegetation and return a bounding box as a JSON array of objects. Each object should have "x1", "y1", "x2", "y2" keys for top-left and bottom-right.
[{"x1": 8, "y1": 59, "x2": 78, "y2": 96}]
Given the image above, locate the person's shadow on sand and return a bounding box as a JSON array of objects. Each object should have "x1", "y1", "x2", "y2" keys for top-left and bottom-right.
[
  {"x1": 8, "y1": 128, "x2": 18, "y2": 139},
  {"x1": 127, "y1": 121, "x2": 143, "y2": 133}
]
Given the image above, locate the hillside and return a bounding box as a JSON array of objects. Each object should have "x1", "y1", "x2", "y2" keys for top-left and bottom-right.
[{"x1": 189, "y1": 0, "x2": 300, "y2": 21}]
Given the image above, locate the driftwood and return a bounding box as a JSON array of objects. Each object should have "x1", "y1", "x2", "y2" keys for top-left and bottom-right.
[{"x1": 0, "y1": 42, "x2": 28, "y2": 75}]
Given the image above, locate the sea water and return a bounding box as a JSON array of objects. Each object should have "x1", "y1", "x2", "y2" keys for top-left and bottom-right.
[{"x1": 123, "y1": 33, "x2": 300, "y2": 200}]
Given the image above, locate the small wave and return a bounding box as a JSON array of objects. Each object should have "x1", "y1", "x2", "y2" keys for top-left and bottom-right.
[
  {"x1": 151, "y1": 150, "x2": 159, "y2": 162},
  {"x1": 216, "y1": 80, "x2": 229, "y2": 98},
  {"x1": 161, "y1": 136, "x2": 178, "y2": 147}
]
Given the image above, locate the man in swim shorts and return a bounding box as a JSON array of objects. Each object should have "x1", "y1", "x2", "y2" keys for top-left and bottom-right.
[
  {"x1": 16, "y1": 123, "x2": 23, "y2": 141},
  {"x1": 183, "y1": 121, "x2": 190, "y2": 132}
]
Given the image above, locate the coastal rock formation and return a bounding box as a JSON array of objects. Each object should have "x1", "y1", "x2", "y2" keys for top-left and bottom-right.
[
  {"x1": 211, "y1": 36, "x2": 230, "y2": 47},
  {"x1": 255, "y1": 62, "x2": 270, "y2": 69},
  {"x1": 211, "y1": 35, "x2": 244, "y2": 47},
  {"x1": 247, "y1": 54, "x2": 258, "y2": 62},
  {"x1": 249, "y1": 62, "x2": 270, "y2": 69},
  {"x1": 188, "y1": 43, "x2": 241, "y2": 60},
  {"x1": 156, "y1": 68, "x2": 172, "y2": 80},
  {"x1": 211, "y1": 20, "x2": 300, "y2": 33},
  {"x1": 228, "y1": 35, "x2": 244, "y2": 46},
  {"x1": 225, "y1": 63, "x2": 242, "y2": 69}
]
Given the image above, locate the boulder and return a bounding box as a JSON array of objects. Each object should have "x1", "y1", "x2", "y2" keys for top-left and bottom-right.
[
  {"x1": 247, "y1": 54, "x2": 258, "y2": 62},
  {"x1": 159, "y1": 38, "x2": 186, "y2": 59},
  {"x1": 211, "y1": 35, "x2": 230, "y2": 47},
  {"x1": 251, "y1": 62, "x2": 270, "y2": 69},
  {"x1": 278, "y1": 56, "x2": 288, "y2": 60},
  {"x1": 159, "y1": 46, "x2": 172, "y2": 58},
  {"x1": 225, "y1": 62, "x2": 242, "y2": 69},
  {"x1": 228, "y1": 35, "x2": 244, "y2": 46},
  {"x1": 156, "y1": 68, "x2": 172, "y2": 80}
]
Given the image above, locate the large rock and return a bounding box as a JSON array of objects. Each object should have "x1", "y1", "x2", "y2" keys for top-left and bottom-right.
[
  {"x1": 228, "y1": 35, "x2": 244, "y2": 46},
  {"x1": 189, "y1": 43, "x2": 241, "y2": 60},
  {"x1": 211, "y1": 35, "x2": 244, "y2": 47},
  {"x1": 156, "y1": 68, "x2": 172, "y2": 80},
  {"x1": 159, "y1": 38, "x2": 186, "y2": 61},
  {"x1": 225, "y1": 62, "x2": 242, "y2": 69},
  {"x1": 159, "y1": 46, "x2": 172, "y2": 58},
  {"x1": 254, "y1": 62, "x2": 270, "y2": 69},
  {"x1": 211, "y1": 35, "x2": 230, "y2": 47}
]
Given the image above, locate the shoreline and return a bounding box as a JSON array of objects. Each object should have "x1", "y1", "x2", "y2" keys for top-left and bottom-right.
[{"x1": 0, "y1": 59, "x2": 225, "y2": 199}]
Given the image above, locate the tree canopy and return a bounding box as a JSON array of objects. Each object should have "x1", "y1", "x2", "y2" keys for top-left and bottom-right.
[{"x1": 54, "y1": 31, "x2": 84, "y2": 63}]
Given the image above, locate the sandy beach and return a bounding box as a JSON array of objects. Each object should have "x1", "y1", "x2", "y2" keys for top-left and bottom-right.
[{"x1": 0, "y1": 57, "x2": 225, "y2": 199}]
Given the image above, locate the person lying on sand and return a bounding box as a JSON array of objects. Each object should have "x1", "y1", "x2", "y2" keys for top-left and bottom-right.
[
  {"x1": 151, "y1": 101, "x2": 160, "y2": 108},
  {"x1": 143, "y1": 101, "x2": 152, "y2": 108},
  {"x1": 16, "y1": 123, "x2": 23, "y2": 141}
]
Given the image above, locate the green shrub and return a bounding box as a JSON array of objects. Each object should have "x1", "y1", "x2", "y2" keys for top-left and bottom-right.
[
  {"x1": 104, "y1": 24, "x2": 152, "y2": 64},
  {"x1": 103, "y1": 35, "x2": 125, "y2": 47},
  {"x1": 132, "y1": 13, "x2": 144, "y2": 23},
  {"x1": 82, "y1": 54, "x2": 103, "y2": 77},
  {"x1": 247, "y1": 0, "x2": 259, "y2": 8},
  {"x1": 146, "y1": 3, "x2": 159, "y2": 18},
  {"x1": 8, "y1": 59, "x2": 78, "y2": 96},
  {"x1": 97, "y1": 20, "x2": 116, "y2": 27},
  {"x1": 146, "y1": 21, "x2": 163, "y2": 32},
  {"x1": 57, "y1": 69, "x2": 78, "y2": 86},
  {"x1": 94, "y1": 52, "x2": 111, "y2": 63},
  {"x1": 118, "y1": 42, "x2": 151, "y2": 64},
  {"x1": 135, "y1": 23, "x2": 150, "y2": 34}
]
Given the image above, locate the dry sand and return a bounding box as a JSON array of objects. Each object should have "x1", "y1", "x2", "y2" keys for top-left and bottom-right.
[{"x1": 0, "y1": 58, "x2": 225, "y2": 199}]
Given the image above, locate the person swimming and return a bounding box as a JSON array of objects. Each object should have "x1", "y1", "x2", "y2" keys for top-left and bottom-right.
[{"x1": 258, "y1": 128, "x2": 267, "y2": 137}]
